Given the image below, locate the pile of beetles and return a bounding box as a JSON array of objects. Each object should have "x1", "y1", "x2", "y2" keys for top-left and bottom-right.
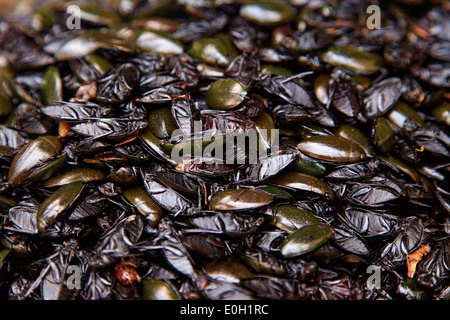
[{"x1": 0, "y1": 0, "x2": 449, "y2": 300}]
